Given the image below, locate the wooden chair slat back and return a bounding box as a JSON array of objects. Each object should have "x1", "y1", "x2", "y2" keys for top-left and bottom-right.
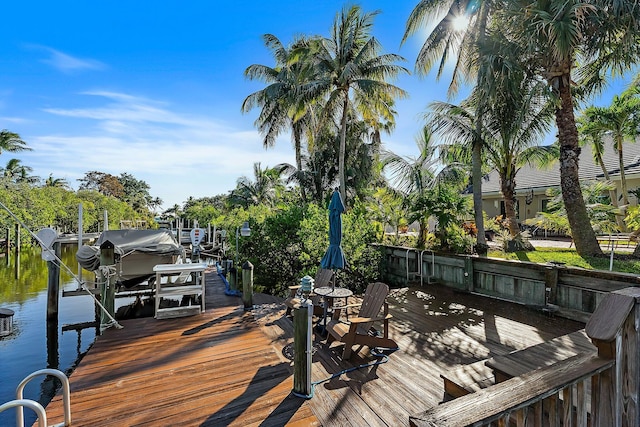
[
  {"x1": 357, "y1": 282, "x2": 389, "y2": 332},
  {"x1": 315, "y1": 268, "x2": 334, "y2": 288}
]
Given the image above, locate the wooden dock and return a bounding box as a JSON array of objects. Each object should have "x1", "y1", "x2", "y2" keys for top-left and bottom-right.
[
  {"x1": 43, "y1": 269, "x2": 318, "y2": 426},
  {"x1": 43, "y1": 270, "x2": 587, "y2": 426}
]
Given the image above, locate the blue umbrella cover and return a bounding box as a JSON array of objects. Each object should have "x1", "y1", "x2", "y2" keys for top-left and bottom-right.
[{"x1": 320, "y1": 190, "x2": 346, "y2": 271}]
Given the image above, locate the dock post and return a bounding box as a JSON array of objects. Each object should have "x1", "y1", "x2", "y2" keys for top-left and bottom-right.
[
  {"x1": 5, "y1": 227, "x2": 9, "y2": 264},
  {"x1": 46, "y1": 242, "x2": 61, "y2": 320},
  {"x1": 99, "y1": 240, "x2": 117, "y2": 329},
  {"x1": 14, "y1": 223, "x2": 20, "y2": 279},
  {"x1": 228, "y1": 267, "x2": 237, "y2": 291},
  {"x1": 242, "y1": 261, "x2": 253, "y2": 309},
  {"x1": 293, "y1": 299, "x2": 313, "y2": 398}
]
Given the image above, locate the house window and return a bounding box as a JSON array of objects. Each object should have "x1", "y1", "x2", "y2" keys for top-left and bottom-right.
[{"x1": 541, "y1": 199, "x2": 549, "y2": 212}]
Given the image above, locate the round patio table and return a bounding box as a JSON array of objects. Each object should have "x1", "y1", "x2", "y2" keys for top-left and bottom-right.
[{"x1": 313, "y1": 286, "x2": 353, "y2": 335}]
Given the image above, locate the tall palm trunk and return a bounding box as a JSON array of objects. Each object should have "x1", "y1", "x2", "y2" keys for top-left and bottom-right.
[
  {"x1": 556, "y1": 75, "x2": 602, "y2": 255},
  {"x1": 293, "y1": 126, "x2": 307, "y2": 202},
  {"x1": 339, "y1": 93, "x2": 349, "y2": 202},
  {"x1": 595, "y1": 150, "x2": 619, "y2": 206},
  {"x1": 472, "y1": 2, "x2": 490, "y2": 256},
  {"x1": 500, "y1": 176, "x2": 519, "y2": 236}
]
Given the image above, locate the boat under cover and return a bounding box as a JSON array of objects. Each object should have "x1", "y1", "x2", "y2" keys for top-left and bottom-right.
[{"x1": 76, "y1": 229, "x2": 184, "y2": 287}]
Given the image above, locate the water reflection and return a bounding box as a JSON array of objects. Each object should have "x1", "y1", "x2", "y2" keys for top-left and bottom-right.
[{"x1": 0, "y1": 245, "x2": 98, "y2": 426}]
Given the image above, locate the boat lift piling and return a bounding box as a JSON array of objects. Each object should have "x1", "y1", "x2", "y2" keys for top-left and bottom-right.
[{"x1": 99, "y1": 240, "x2": 117, "y2": 330}]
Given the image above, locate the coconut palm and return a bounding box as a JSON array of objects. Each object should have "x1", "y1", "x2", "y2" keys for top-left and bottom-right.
[
  {"x1": 0, "y1": 130, "x2": 31, "y2": 155},
  {"x1": 242, "y1": 34, "x2": 318, "y2": 202},
  {"x1": 315, "y1": 5, "x2": 408, "y2": 204},
  {"x1": 382, "y1": 127, "x2": 440, "y2": 247},
  {"x1": 500, "y1": 0, "x2": 640, "y2": 256},
  {"x1": 44, "y1": 174, "x2": 70, "y2": 189},
  {"x1": 578, "y1": 92, "x2": 640, "y2": 209},
  {"x1": 428, "y1": 73, "x2": 556, "y2": 238},
  {"x1": 403, "y1": 0, "x2": 499, "y2": 254},
  {"x1": 1, "y1": 158, "x2": 36, "y2": 184},
  {"x1": 229, "y1": 162, "x2": 286, "y2": 208}
]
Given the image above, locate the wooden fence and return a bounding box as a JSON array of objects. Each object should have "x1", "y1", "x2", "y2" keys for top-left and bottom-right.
[{"x1": 379, "y1": 245, "x2": 640, "y2": 322}]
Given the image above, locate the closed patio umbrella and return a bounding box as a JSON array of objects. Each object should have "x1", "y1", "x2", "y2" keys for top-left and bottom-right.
[{"x1": 320, "y1": 190, "x2": 346, "y2": 288}]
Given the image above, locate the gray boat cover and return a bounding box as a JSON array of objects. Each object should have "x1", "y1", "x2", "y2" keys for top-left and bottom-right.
[{"x1": 76, "y1": 229, "x2": 183, "y2": 271}]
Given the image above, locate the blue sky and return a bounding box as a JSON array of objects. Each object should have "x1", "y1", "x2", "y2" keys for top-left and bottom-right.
[{"x1": 0, "y1": 1, "x2": 635, "y2": 210}]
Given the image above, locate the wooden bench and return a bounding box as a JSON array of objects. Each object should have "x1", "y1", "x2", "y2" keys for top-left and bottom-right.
[
  {"x1": 440, "y1": 359, "x2": 494, "y2": 399},
  {"x1": 441, "y1": 329, "x2": 595, "y2": 400},
  {"x1": 485, "y1": 329, "x2": 595, "y2": 383}
]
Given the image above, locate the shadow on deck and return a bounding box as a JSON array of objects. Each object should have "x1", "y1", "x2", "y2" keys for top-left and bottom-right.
[{"x1": 42, "y1": 269, "x2": 584, "y2": 426}]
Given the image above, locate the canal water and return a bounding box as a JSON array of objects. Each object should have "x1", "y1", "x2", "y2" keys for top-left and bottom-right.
[{"x1": 0, "y1": 245, "x2": 98, "y2": 427}]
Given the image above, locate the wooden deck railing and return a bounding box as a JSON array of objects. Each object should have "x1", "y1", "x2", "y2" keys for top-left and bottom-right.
[{"x1": 409, "y1": 287, "x2": 640, "y2": 427}]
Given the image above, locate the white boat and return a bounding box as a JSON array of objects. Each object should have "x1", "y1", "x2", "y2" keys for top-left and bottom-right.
[{"x1": 76, "y1": 229, "x2": 185, "y2": 288}]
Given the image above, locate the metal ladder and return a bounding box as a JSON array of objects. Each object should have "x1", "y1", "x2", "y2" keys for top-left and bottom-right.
[
  {"x1": 406, "y1": 249, "x2": 436, "y2": 286},
  {"x1": 0, "y1": 369, "x2": 71, "y2": 427}
]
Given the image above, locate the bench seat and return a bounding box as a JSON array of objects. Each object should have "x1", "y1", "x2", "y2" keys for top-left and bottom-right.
[{"x1": 440, "y1": 359, "x2": 494, "y2": 399}]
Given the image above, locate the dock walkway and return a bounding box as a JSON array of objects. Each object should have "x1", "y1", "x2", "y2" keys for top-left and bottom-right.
[
  {"x1": 43, "y1": 270, "x2": 587, "y2": 426},
  {"x1": 43, "y1": 268, "x2": 318, "y2": 426}
]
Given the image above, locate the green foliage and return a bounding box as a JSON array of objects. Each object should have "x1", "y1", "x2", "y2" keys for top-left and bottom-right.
[
  {"x1": 625, "y1": 205, "x2": 640, "y2": 232},
  {"x1": 0, "y1": 179, "x2": 145, "y2": 245},
  {"x1": 413, "y1": 183, "x2": 472, "y2": 252},
  {"x1": 525, "y1": 182, "x2": 620, "y2": 236},
  {"x1": 223, "y1": 199, "x2": 384, "y2": 297}
]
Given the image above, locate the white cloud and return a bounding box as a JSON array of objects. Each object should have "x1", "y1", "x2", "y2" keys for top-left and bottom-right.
[
  {"x1": 26, "y1": 91, "x2": 295, "y2": 209},
  {"x1": 26, "y1": 44, "x2": 105, "y2": 73}
]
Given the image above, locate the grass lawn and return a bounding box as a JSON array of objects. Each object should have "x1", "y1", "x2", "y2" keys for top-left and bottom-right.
[{"x1": 488, "y1": 247, "x2": 640, "y2": 274}]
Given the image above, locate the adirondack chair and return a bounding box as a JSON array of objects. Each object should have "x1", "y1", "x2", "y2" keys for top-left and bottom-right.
[
  {"x1": 325, "y1": 282, "x2": 397, "y2": 360},
  {"x1": 284, "y1": 268, "x2": 334, "y2": 317}
]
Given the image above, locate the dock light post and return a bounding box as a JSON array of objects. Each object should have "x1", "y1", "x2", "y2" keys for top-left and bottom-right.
[{"x1": 235, "y1": 221, "x2": 251, "y2": 270}]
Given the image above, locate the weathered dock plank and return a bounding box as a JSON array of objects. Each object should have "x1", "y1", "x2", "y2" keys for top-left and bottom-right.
[
  {"x1": 42, "y1": 269, "x2": 319, "y2": 427},
  {"x1": 43, "y1": 267, "x2": 589, "y2": 427}
]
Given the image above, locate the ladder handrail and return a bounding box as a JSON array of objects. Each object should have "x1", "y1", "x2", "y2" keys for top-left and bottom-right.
[
  {"x1": 0, "y1": 399, "x2": 47, "y2": 427},
  {"x1": 15, "y1": 369, "x2": 71, "y2": 427}
]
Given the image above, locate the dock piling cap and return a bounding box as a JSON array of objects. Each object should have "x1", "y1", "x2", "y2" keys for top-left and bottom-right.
[
  {"x1": 0, "y1": 308, "x2": 15, "y2": 337},
  {"x1": 0, "y1": 308, "x2": 14, "y2": 317}
]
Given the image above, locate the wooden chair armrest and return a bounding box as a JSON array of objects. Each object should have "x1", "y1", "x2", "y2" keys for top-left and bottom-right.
[
  {"x1": 349, "y1": 314, "x2": 393, "y2": 324},
  {"x1": 339, "y1": 302, "x2": 361, "y2": 309},
  {"x1": 288, "y1": 285, "x2": 301, "y2": 290}
]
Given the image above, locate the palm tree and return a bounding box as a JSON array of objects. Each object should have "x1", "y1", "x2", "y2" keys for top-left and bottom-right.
[
  {"x1": 403, "y1": 0, "x2": 498, "y2": 255},
  {"x1": 315, "y1": 5, "x2": 408, "y2": 204},
  {"x1": 242, "y1": 34, "x2": 318, "y2": 202},
  {"x1": 1, "y1": 158, "x2": 36, "y2": 184},
  {"x1": 44, "y1": 174, "x2": 70, "y2": 189},
  {"x1": 578, "y1": 92, "x2": 640, "y2": 209},
  {"x1": 229, "y1": 162, "x2": 286, "y2": 208},
  {"x1": 428, "y1": 73, "x2": 556, "y2": 238},
  {"x1": 382, "y1": 127, "x2": 440, "y2": 247},
  {"x1": 0, "y1": 130, "x2": 31, "y2": 155},
  {"x1": 577, "y1": 106, "x2": 622, "y2": 227},
  {"x1": 501, "y1": 0, "x2": 640, "y2": 256}
]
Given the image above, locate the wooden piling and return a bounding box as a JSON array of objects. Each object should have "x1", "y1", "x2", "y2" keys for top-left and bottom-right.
[
  {"x1": 99, "y1": 241, "x2": 117, "y2": 329},
  {"x1": 293, "y1": 302, "x2": 311, "y2": 397},
  {"x1": 242, "y1": 261, "x2": 253, "y2": 309},
  {"x1": 4, "y1": 227, "x2": 9, "y2": 258},
  {"x1": 47, "y1": 242, "x2": 61, "y2": 320},
  {"x1": 14, "y1": 223, "x2": 20, "y2": 279}
]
